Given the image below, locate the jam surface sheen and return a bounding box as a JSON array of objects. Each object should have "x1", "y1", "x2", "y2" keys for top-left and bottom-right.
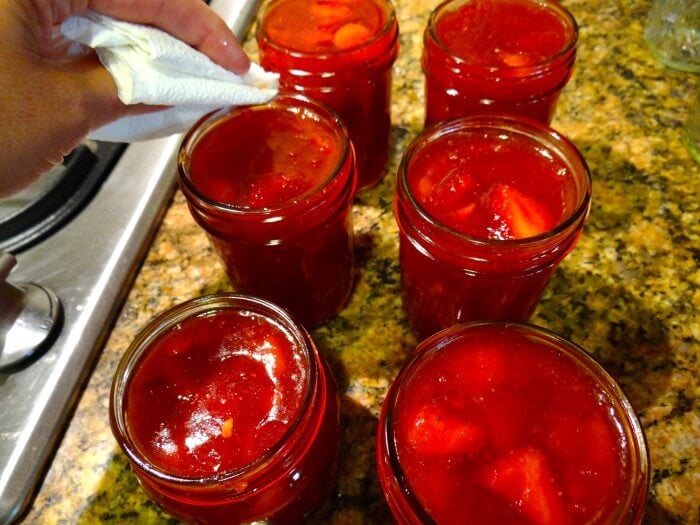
[
  {"x1": 393, "y1": 329, "x2": 630, "y2": 524},
  {"x1": 124, "y1": 309, "x2": 307, "y2": 478},
  {"x1": 408, "y1": 128, "x2": 576, "y2": 240},
  {"x1": 189, "y1": 105, "x2": 342, "y2": 208},
  {"x1": 262, "y1": 0, "x2": 387, "y2": 53},
  {"x1": 435, "y1": 0, "x2": 572, "y2": 68}
]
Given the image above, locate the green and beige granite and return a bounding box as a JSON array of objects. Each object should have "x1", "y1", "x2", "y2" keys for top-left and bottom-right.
[{"x1": 23, "y1": 0, "x2": 699, "y2": 523}]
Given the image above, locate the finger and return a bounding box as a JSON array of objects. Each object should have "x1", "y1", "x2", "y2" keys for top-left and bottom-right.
[{"x1": 88, "y1": 0, "x2": 250, "y2": 73}]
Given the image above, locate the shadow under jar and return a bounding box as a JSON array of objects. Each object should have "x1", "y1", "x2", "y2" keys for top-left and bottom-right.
[
  {"x1": 423, "y1": 0, "x2": 578, "y2": 126},
  {"x1": 110, "y1": 293, "x2": 341, "y2": 524},
  {"x1": 179, "y1": 95, "x2": 356, "y2": 327},
  {"x1": 394, "y1": 114, "x2": 591, "y2": 340},
  {"x1": 377, "y1": 322, "x2": 649, "y2": 525},
  {"x1": 257, "y1": 0, "x2": 399, "y2": 191}
]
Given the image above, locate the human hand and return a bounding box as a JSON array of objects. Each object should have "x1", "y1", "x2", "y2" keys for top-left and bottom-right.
[{"x1": 0, "y1": 0, "x2": 250, "y2": 196}]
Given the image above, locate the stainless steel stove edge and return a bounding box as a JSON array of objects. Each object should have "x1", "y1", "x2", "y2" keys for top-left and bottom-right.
[
  {"x1": 0, "y1": 1, "x2": 262, "y2": 520},
  {"x1": 0, "y1": 134, "x2": 182, "y2": 525}
]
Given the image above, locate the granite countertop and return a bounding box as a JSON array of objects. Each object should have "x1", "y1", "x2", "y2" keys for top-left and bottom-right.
[{"x1": 24, "y1": 0, "x2": 699, "y2": 523}]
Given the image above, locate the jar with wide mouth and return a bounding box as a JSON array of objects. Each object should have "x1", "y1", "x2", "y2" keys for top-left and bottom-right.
[
  {"x1": 110, "y1": 293, "x2": 341, "y2": 524},
  {"x1": 377, "y1": 321, "x2": 650, "y2": 524},
  {"x1": 178, "y1": 94, "x2": 356, "y2": 327},
  {"x1": 422, "y1": 0, "x2": 578, "y2": 126},
  {"x1": 394, "y1": 114, "x2": 592, "y2": 340},
  {"x1": 257, "y1": 0, "x2": 399, "y2": 191}
]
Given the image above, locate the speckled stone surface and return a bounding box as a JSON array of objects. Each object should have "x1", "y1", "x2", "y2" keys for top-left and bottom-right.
[{"x1": 22, "y1": 0, "x2": 699, "y2": 523}]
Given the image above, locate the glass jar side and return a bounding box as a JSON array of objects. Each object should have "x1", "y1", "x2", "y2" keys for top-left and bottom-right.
[
  {"x1": 110, "y1": 293, "x2": 341, "y2": 524},
  {"x1": 393, "y1": 115, "x2": 591, "y2": 339},
  {"x1": 422, "y1": 0, "x2": 578, "y2": 125},
  {"x1": 178, "y1": 96, "x2": 357, "y2": 327}
]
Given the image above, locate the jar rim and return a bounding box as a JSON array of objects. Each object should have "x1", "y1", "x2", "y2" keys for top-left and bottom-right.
[
  {"x1": 256, "y1": 0, "x2": 399, "y2": 61},
  {"x1": 380, "y1": 321, "x2": 650, "y2": 524},
  {"x1": 425, "y1": 0, "x2": 579, "y2": 77},
  {"x1": 396, "y1": 113, "x2": 592, "y2": 247},
  {"x1": 109, "y1": 293, "x2": 318, "y2": 487},
  {"x1": 177, "y1": 94, "x2": 353, "y2": 218}
]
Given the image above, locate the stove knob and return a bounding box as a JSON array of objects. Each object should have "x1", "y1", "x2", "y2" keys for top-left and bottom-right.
[{"x1": 0, "y1": 253, "x2": 62, "y2": 371}]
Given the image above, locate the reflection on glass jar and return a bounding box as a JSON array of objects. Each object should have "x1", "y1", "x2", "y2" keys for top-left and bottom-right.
[
  {"x1": 377, "y1": 322, "x2": 650, "y2": 524},
  {"x1": 178, "y1": 95, "x2": 356, "y2": 327},
  {"x1": 110, "y1": 293, "x2": 341, "y2": 524}
]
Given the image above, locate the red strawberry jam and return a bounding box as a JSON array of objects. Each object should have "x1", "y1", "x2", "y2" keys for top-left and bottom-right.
[
  {"x1": 179, "y1": 96, "x2": 356, "y2": 327},
  {"x1": 257, "y1": 0, "x2": 399, "y2": 190},
  {"x1": 260, "y1": 0, "x2": 387, "y2": 54},
  {"x1": 423, "y1": 0, "x2": 578, "y2": 125},
  {"x1": 111, "y1": 294, "x2": 341, "y2": 523},
  {"x1": 395, "y1": 115, "x2": 591, "y2": 339},
  {"x1": 407, "y1": 126, "x2": 574, "y2": 240},
  {"x1": 124, "y1": 309, "x2": 305, "y2": 477},
  {"x1": 188, "y1": 101, "x2": 342, "y2": 208},
  {"x1": 377, "y1": 322, "x2": 649, "y2": 525}
]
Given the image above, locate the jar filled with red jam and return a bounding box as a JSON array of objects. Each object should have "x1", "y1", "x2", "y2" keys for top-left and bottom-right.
[
  {"x1": 110, "y1": 293, "x2": 341, "y2": 524},
  {"x1": 377, "y1": 322, "x2": 650, "y2": 525},
  {"x1": 394, "y1": 114, "x2": 591, "y2": 340},
  {"x1": 423, "y1": 0, "x2": 578, "y2": 126},
  {"x1": 257, "y1": 0, "x2": 399, "y2": 191},
  {"x1": 178, "y1": 95, "x2": 356, "y2": 327}
]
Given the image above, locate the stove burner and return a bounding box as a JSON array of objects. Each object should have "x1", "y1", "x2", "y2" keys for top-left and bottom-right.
[{"x1": 0, "y1": 142, "x2": 125, "y2": 253}]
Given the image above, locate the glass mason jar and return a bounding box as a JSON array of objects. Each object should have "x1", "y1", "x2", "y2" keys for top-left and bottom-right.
[
  {"x1": 394, "y1": 115, "x2": 592, "y2": 340},
  {"x1": 644, "y1": 0, "x2": 700, "y2": 73},
  {"x1": 178, "y1": 95, "x2": 356, "y2": 327},
  {"x1": 257, "y1": 0, "x2": 399, "y2": 191},
  {"x1": 422, "y1": 0, "x2": 578, "y2": 126},
  {"x1": 110, "y1": 293, "x2": 341, "y2": 524},
  {"x1": 377, "y1": 322, "x2": 650, "y2": 524}
]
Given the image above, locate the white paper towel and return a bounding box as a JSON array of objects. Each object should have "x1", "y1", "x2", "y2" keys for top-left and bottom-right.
[{"x1": 60, "y1": 10, "x2": 279, "y2": 142}]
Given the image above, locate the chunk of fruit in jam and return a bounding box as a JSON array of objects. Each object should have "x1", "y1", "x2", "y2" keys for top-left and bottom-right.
[
  {"x1": 333, "y1": 23, "x2": 373, "y2": 49},
  {"x1": 478, "y1": 447, "x2": 571, "y2": 525},
  {"x1": 485, "y1": 183, "x2": 555, "y2": 239},
  {"x1": 406, "y1": 405, "x2": 486, "y2": 456}
]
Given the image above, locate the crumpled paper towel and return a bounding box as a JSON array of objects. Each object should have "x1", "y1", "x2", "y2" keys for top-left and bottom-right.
[{"x1": 60, "y1": 10, "x2": 279, "y2": 142}]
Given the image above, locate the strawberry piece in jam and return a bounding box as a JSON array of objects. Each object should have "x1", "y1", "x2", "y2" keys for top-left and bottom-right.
[
  {"x1": 406, "y1": 405, "x2": 485, "y2": 456},
  {"x1": 485, "y1": 183, "x2": 556, "y2": 239},
  {"x1": 478, "y1": 447, "x2": 571, "y2": 525}
]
